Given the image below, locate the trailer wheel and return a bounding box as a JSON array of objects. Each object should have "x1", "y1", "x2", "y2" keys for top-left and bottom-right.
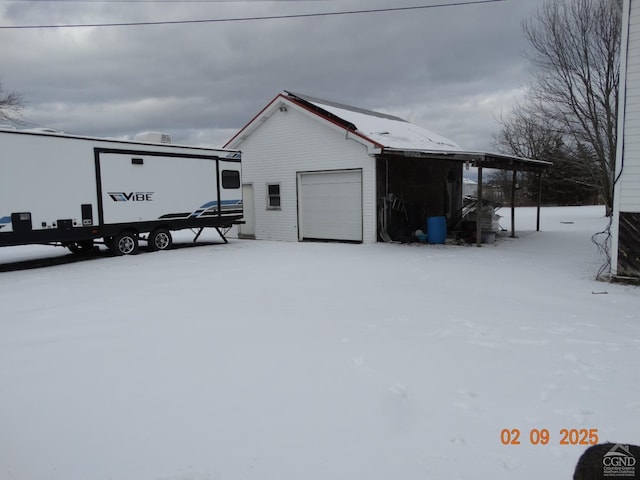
[
  {"x1": 114, "y1": 232, "x2": 138, "y2": 255},
  {"x1": 149, "y1": 229, "x2": 172, "y2": 251}
]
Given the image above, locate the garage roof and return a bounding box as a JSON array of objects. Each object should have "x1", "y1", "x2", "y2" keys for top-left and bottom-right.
[{"x1": 286, "y1": 91, "x2": 462, "y2": 152}]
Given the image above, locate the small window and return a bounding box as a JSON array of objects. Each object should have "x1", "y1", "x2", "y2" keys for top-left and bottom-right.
[
  {"x1": 222, "y1": 170, "x2": 240, "y2": 189},
  {"x1": 267, "y1": 183, "x2": 281, "y2": 210}
]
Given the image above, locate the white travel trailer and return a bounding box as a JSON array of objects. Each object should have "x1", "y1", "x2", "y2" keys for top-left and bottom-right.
[{"x1": 0, "y1": 128, "x2": 243, "y2": 255}]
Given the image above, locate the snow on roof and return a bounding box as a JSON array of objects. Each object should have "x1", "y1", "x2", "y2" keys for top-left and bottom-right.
[{"x1": 288, "y1": 92, "x2": 462, "y2": 152}]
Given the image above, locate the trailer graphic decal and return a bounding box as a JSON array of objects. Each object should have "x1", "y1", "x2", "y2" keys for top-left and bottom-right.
[
  {"x1": 0, "y1": 216, "x2": 10, "y2": 230},
  {"x1": 188, "y1": 199, "x2": 243, "y2": 218},
  {"x1": 108, "y1": 192, "x2": 154, "y2": 202},
  {"x1": 158, "y1": 199, "x2": 243, "y2": 220}
]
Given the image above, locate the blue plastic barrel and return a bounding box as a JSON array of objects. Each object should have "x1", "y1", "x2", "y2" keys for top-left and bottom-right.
[{"x1": 426, "y1": 216, "x2": 447, "y2": 244}]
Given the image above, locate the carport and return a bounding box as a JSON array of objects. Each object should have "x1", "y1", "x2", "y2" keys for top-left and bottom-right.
[{"x1": 379, "y1": 148, "x2": 552, "y2": 246}]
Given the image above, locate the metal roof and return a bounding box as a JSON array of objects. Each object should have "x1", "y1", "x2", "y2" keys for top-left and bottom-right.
[{"x1": 285, "y1": 91, "x2": 462, "y2": 152}]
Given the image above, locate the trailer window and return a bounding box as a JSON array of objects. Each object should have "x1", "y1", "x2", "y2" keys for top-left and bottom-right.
[
  {"x1": 222, "y1": 170, "x2": 240, "y2": 189},
  {"x1": 267, "y1": 183, "x2": 281, "y2": 210}
]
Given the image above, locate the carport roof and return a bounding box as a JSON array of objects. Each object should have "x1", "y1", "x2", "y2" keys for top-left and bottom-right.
[{"x1": 381, "y1": 148, "x2": 552, "y2": 172}]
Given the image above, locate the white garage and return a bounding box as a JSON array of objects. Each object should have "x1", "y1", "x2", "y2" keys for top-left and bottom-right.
[
  {"x1": 224, "y1": 91, "x2": 463, "y2": 244},
  {"x1": 297, "y1": 170, "x2": 363, "y2": 242}
]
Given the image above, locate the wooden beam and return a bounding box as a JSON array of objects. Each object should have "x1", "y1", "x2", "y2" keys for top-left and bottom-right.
[
  {"x1": 536, "y1": 171, "x2": 543, "y2": 232},
  {"x1": 511, "y1": 169, "x2": 517, "y2": 238},
  {"x1": 476, "y1": 167, "x2": 483, "y2": 247}
]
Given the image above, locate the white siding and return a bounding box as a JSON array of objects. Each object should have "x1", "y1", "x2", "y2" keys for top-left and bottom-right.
[
  {"x1": 612, "y1": 0, "x2": 639, "y2": 274},
  {"x1": 619, "y1": 0, "x2": 640, "y2": 212},
  {"x1": 234, "y1": 105, "x2": 377, "y2": 243}
]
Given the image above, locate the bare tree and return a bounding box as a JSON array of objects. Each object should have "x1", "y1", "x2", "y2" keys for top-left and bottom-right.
[
  {"x1": 519, "y1": 0, "x2": 620, "y2": 214},
  {"x1": 495, "y1": 102, "x2": 564, "y2": 160},
  {"x1": 0, "y1": 82, "x2": 24, "y2": 124},
  {"x1": 494, "y1": 102, "x2": 598, "y2": 206}
]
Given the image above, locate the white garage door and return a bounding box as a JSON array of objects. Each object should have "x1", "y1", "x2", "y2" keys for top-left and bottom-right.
[{"x1": 298, "y1": 170, "x2": 363, "y2": 242}]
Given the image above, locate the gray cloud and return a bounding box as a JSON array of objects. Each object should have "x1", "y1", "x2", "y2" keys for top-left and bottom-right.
[{"x1": 0, "y1": 0, "x2": 547, "y2": 150}]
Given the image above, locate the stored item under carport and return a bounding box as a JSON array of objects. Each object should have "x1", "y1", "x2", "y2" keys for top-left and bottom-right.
[{"x1": 426, "y1": 216, "x2": 447, "y2": 244}]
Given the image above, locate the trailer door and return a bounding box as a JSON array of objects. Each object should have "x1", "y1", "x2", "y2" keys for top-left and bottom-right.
[{"x1": 218, "y1": 160, "x2": 243, "y2": 222}]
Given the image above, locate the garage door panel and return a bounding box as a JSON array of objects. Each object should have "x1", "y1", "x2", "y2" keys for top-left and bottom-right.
[
  {"x1": 302, "y1": 171, "x2": 361, "y2": 185},
  {"x1": 299, "y1": 170, "x2": 362, "y2": 242}
]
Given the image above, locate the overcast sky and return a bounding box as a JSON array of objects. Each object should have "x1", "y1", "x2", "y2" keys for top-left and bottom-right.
[{"x1": 0, "y1": 0, "x2": 549, "y2": 150}]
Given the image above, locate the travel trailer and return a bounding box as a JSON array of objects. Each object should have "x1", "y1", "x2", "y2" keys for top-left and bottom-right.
[{"x1": 0, "y1": 129, "x2": 243, "y2": 255}]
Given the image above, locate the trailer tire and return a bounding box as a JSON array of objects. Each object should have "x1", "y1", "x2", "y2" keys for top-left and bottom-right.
[
  {"x1": 113, "y1": 232, "x2": 138, "y2": 255},
  {"x1": 149, "y1": 228, "x2": 172, "y2": 251}
]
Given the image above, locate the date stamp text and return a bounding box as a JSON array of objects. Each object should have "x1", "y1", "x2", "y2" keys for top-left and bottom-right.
[{"x1": 500, "y1": 428, "x2": 599, "y2": 446}]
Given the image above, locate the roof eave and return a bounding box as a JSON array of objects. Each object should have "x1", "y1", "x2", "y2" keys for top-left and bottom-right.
[{"x1": 381, "y1": 148, "x2": 552, "y2": 171}]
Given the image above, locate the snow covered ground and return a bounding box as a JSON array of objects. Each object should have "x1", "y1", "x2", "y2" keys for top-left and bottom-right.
[{"x1": 1, "y1": 205, "x2": 638, "y2": 480}]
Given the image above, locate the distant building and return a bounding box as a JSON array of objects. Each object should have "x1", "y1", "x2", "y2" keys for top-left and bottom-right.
[{"x1": 463, "y1": 177, "x2": 478, "y2": 197}]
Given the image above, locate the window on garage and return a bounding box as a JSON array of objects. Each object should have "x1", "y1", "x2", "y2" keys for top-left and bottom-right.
[{"x1": 267, "y1": 183, "x2": 281, "y2": 210}]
